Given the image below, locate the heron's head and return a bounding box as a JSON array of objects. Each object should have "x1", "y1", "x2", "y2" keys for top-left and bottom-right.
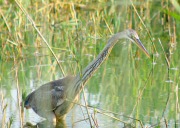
[{"x1": 125, "y1": 29, "x2": 150, "y2": 58}]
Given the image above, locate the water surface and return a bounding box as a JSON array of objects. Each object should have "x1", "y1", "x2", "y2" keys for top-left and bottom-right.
[{"x1": 1, "y1": 0, "x2": 180, "y2": 127}]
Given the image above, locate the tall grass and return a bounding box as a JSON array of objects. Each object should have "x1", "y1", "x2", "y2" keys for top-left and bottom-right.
[{"x1": 0, "y1": 0, "x2": 179, "y2": 127}]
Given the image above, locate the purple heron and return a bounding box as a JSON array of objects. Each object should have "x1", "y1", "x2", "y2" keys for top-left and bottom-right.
[{"x1": 24, "y1": 29, "x2": 150, "y2": 123}]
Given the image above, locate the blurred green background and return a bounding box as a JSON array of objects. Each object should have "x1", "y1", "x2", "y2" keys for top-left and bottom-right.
[{"x1": 0, "y1": 0, "x2": 180, "y2": 127}]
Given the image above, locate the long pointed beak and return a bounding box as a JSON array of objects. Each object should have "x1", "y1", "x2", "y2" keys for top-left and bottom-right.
[{"x1": 135, "y1": 38, "x2": 150, "y2": 58}]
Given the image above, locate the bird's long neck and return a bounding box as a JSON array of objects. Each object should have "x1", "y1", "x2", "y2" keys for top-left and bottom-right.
[{"x1": 73, "y1": 31, "x2": 126, "y2": 94}]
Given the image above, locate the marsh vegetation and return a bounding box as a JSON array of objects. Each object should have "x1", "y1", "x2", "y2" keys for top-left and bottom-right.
[{"x1": 0, "y1": 0, "x2": 180, "y2": 127}]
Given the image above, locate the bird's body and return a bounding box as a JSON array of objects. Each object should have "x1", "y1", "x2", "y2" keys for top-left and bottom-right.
[
  {"x1": 24, "y1": 76, "x2": 77, "y2": 120},
  {"x1": 24, "y1": 29, "x2": 150, "y2": 123}
]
